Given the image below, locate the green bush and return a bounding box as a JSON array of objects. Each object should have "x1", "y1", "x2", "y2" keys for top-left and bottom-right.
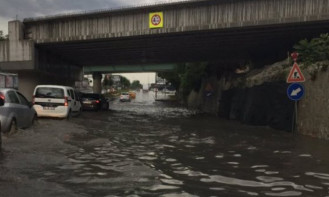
[
  {"x1": 294, "y1": 33, "x2": 329, "y2": 65},
  {"x1": 180, "y1": 62, "x2": 208, "y2": 99}
]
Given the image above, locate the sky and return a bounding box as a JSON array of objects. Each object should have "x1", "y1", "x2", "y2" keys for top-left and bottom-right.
[{"x1": 0, "y1": 0, "x2": 183, "y2": 84}]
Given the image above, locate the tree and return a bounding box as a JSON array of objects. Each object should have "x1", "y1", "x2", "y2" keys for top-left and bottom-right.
[
  {"x1": 0, "y1": 30, "x2": 8, "y2": 41},
  {"x1": 120, "y1": 76, "x2": 131, "y2": 89},
  {"x1": 130, "y1": 80, "x2": 142, "y2": 90},
  {"x1": 294, "y1": 33, "x2": 329, "y2": 64},
  {"x1": 103, "y1": 74, "x2": 114, "y2": 88},
  {"x1": 158, "y1": 64, "x2": 186, "y2": 89}
]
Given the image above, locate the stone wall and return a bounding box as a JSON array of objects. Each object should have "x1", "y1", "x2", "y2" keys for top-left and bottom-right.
[
  {"x1": 219, "y1": 82, "x2": 294, "y2": 131},
  {"x1": 298, "y1": 69, "x2": 329, "y2": 139}
]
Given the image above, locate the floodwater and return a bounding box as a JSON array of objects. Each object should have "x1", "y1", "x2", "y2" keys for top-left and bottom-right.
[{"x1": 1, "y1": 91, "x2": 329, "y2": 197}]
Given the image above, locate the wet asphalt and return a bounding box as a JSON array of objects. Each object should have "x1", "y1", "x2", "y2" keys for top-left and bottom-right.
[{"x1": 1, "y1": 91, "x2": 329, "y2": 197}]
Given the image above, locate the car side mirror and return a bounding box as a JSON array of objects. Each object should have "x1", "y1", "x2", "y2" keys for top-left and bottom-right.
[{"x1": 0, "y1": 98, "x2": 4, "y2": 106}]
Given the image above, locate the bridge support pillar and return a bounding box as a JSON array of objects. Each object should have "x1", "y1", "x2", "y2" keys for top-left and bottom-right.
[{"x1": 93, "y1": 72, "x2": 102, "y2": 94}]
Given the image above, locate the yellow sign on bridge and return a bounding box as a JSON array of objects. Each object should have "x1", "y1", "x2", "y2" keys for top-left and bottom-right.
[{"x1": 149, "y1": 12, "x2": 163, "y2": 29}]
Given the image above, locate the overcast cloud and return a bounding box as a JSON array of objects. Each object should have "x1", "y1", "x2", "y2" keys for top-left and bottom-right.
[{"x1": 0, "y1": 0, "x2": 183, "y2": 34}]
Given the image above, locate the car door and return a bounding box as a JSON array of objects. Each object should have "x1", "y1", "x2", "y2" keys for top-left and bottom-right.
[
  {"x1": 69, "y1": 89, "x2": 78, "y2": 112},
  {"x1": 6, "y1": 90, "x2": 25, "y2": 128},
  {"x1": 17, "y1": 91, "x2": 34, "y2": 128}
]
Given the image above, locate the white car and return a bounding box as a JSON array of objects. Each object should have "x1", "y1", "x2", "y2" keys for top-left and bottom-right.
[
  {"x1": 32, "y1": 85, "x2": 81, "y2": 119},
  {"x1": 119, "y1": 92, "x2": 130, "y2": 102}
]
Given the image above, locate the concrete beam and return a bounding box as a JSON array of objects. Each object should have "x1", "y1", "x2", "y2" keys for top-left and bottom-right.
[
  {"x1": 92, "y1": 72, "x2": 102, "y2": 94},
  {"x1": 84, "y1": 64, "x2": 177, "y2": 74}
]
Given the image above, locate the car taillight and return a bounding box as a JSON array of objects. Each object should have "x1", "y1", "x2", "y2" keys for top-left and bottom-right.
[
  {"x1": 96, "y1": 100, "x2": 100, "y2": 103},
  {"x1": 0, "y1": 93, "x2": 5, "y2": 100},
  {"x1": 64, "y1": 96, "x2": 68, "y2": 106}
]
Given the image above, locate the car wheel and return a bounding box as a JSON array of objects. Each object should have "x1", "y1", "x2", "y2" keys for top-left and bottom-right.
[
  {"x1": 32, "y1": 114, "x2": 38, "y2": 125},
  {"x1": 8, "y1": 119, "x2": 17, "y2": 135}
]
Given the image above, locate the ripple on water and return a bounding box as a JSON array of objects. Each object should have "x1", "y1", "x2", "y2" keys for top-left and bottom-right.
[
  {"x1": 252, "y1": 165, "x2": 269, "y2": 169},
  {"x1": 165, "y1": 158, "x2": 177, "y2": 162},
  {"x1": 298, "y1": 154, "x2": 312, "y2": 157},
  {"x1": 173, "y1": 169, "x2": 208, "y2": 177},
  {"x1": 227, "y1": 162, "x2": 239, "y2": 165},
  {"x1": 160, "y1": 192, "x2": 199, "y2": 197},
  {"x1": 239, "y1": 190, "x2": 259, "y2": 196},
  {"x1": 209, "y1": 187, "x2": 225, "y2": 191},
  {"x1": 146, "y1": 184, "x2": 180, "y2": 191},
  {"x1": 305, "y1": 184, "x2": 323, "y2": 190},
  {"x1": 305, "y1": 172, "x2": 329, "y2": 180},
  {"x1": 160, "y1": 179, "x2": 184, "y2": 185},
  {"x1": 138, "y1": 156, "x2": 157, "y2": 161},
  {"x1": 215, "y1": 154, "x2": 224, "y2": 159},
  {"x1": 264, "y1": 191, "x2": 302, "y2": 196},
  {"x1": 256, "y1": 176, "x2": 284, "y2": 183},
  {"x1": 201, "y1": 174, "x2": 311, "y2": 192}
]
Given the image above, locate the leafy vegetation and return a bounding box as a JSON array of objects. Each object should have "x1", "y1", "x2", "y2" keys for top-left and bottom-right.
[
  {"x1": 120, "y1": 76, "x2": 130, "y2": 89},
  {"x1": 0, "y1": 30, "x2": 8, "y2": 41},
  {"x1": 294, "y1": 33, "x2": 329, "y2": 65},
  {"x1": 102, "y1": 74, "x2": 113, "y2": 88},
  {"x1": 130, "y1": 80, "x2": 142, "y2": 90},
  {"x1": 158, "y1": 62, "x2": 208, "y2": 101}
]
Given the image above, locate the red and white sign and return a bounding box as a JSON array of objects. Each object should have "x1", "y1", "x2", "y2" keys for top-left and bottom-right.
[{"x1": 286, "y1": 63, "x2": 305, "y2": 83}]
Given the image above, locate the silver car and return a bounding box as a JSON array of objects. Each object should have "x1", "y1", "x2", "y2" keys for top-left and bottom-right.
[{"x1": 0, "y1": 89, "x2": 37, "y2": 134}]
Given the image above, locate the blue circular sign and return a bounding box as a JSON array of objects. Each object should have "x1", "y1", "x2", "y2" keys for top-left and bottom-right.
[{"x1": 287, "y1": 83, "x2": 305, "y2": 101}]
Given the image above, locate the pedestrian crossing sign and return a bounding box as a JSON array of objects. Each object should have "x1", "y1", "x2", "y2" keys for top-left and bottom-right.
[{"x1": 286, "y1": 63, "x2": 305, "y2": 83}]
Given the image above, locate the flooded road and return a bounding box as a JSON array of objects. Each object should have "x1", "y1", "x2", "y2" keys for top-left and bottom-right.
[{"x1": 1, "y1": 91, "x2": 329, "y2": 197}]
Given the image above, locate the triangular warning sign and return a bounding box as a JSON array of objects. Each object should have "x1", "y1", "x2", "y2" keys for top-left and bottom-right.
[{"x1": 287, "y1": 63, "x2": 305, "y2": 83}]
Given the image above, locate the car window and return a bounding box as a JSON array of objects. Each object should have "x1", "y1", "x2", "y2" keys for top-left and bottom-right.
[
  {"x1": 7, "y1": 91, "x2": 20, "y2": 104},
  {"x1": 67, "y1": 89, "x2": 71, "y2": 97},
  {"x1": 36, "y1": 87, "x2": 64, "y2": 98},
  {"x1": 82, "y1": 94, "x2": 100, "y2": 99},
  {"x1": 69, "y1": 89, "x2": 75, "y2": 100},
  {"x1": 75, "y1": 91, "x2": 81, "y2": 101},
  {"x1": 17, "y1": 92, "x2": 30, "y2": 106}
]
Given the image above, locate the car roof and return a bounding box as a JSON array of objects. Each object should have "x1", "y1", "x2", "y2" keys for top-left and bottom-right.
[
  {"x1": 35, "y1": 85, "x2": 74, "y2": 89},
  {"x1": 0, "y1": 88, "x2": 18, "y2": 92}
]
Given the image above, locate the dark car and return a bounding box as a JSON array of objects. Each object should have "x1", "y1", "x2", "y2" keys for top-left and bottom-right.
[{"x1": 80, "y1": 93, "x2": 109, "y2": 111}]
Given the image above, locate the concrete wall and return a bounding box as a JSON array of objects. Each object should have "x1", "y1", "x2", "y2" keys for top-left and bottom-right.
[
  {"x1": 0, "y1": 21, "x2": 34, "y2": 71},
  {"x1": 23, "y1": 0, "x2": 329, "y2": 43},
  {"x1": 298, "y1": 68, "x2": 329, "y2": 139},
  {"x1": 17, "y1": 69, "x2": 82, "y2": 101}
]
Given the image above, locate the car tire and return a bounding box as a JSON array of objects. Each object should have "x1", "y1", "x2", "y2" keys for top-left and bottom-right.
[
  {"x1": 32, "y1": 114, "x2": 38, "y2": 125},
  {"x1": 8, "y1": 119, "x2": 17, "y2": 135}
]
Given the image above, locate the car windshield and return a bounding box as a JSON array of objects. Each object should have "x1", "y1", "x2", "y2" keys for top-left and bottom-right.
[
  {"x1": 121, "y1": 92, "x2": 129, "y2": 95},
  {"x1": 82, "y1": 93, "x2": 100, "y2": 99},
  {"x1": 35, "y1": 87, "x2": 64, "y2": 98}
]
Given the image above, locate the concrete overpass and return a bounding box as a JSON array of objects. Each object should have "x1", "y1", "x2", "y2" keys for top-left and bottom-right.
[{"x1": 2, "y1": 0, "x2": 329, "y2": 98}]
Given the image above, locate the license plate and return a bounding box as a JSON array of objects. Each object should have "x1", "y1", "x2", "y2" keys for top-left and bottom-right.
[
  {"x1": 83, "y1": 101, "x2": 92, "y2": 104},
  {"x1": 44, "y1": 106, "x2": 55, "y2": 110}
]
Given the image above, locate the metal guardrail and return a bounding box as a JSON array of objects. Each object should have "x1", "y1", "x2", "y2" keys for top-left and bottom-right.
[{"x1": 23, "y1": 0, "x2": 205, "y2": 22}]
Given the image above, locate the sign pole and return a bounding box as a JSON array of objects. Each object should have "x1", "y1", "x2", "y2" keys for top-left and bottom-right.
[
  {"x1": 294, "y1": 101, "x2": 298, "y2": 134},
  {"x1": 287, "y1": 52, "x2": 305, "y2": 134}
]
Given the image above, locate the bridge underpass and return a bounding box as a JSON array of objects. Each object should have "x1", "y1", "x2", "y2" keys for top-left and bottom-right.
[{"x1": 35, "y1": 20, "x2": 329, "y2": 94}]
